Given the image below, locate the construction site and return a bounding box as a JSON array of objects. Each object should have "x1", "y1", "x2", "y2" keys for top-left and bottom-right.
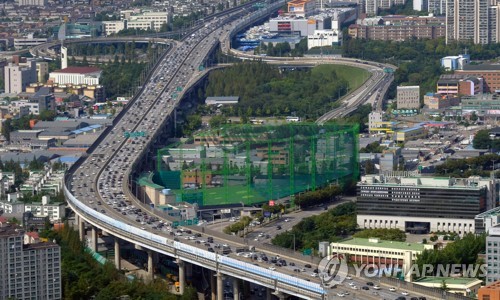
[{"x1": 151, "y1": 123, "x2": 359, "y2": 207}]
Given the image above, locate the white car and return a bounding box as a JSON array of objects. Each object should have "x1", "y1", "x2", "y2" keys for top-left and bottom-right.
[
  {"x1": 348, "y1": 282, "x2": 355, "y2": 286},
  {"x1": 350, "y1": 286, "x2": 358, "y2": 290},
  {"x1": 310, "y1": 273, "x2": 318, "y2": 277},
  {"x1": 346, "y1": 276, "x2": 352, "y2": 280},
  {"x1": 389, "y1": 287, "x2": 396, "y2": 292},
  {"x1": 336, "y1": 293, "x2": 345, "y2": 297},
  {"x1": 373, "y1": 285, "x2": 381, "y2": 290},
  {"x1": 402, "y1": 291, "x2": 409, "y2": 296},
  {"x1": 268, "y1": 267, "x2": 276, "y2": 271}
]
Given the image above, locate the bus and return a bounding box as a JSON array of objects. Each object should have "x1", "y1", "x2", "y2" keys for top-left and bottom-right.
[{"x1": 286, "y1": 116, "x2": 300, "y2": 122}]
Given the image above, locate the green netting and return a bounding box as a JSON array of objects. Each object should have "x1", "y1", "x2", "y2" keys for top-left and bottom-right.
[{"x1": 154, "y1": 123, "x2": 359, "y2": 207}]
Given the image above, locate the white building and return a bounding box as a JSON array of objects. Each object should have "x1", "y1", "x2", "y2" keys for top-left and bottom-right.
[
  {"x1": 13, "y1": 34, "x2": 47, "y2": 49},
  {"x1": 126, "y1": 20, "x2": 155, "y2": 31},
  {"x1": 440, "y1": 54, "x2": 470, "y2": 71},
  {"x1": 49, "y1": 66, "x2": 102, "y2": 85},
  {"x1": 102, "y1": 20, "x2": 127, "y2": 36},
  {"x1": 329, "y1": 237, "x2": 433, "y2": 282},
  {"x1": 24, "y1": 195, "x2": 65, "y2": 222},
  {"x1": 413, "y1": 0, "x2": 427, "y2": 11},
  {"x1": 368, "y1": 111, "x2": 383, "y2": 129},
  {"x1": 307, "y1": 29, "x2": 342, "y2": 49},
  {"x1": 4, "y1": 60, "x2": 37, "y2": 94},
  {"x1": 130, "y1": 11, "x2": 169, "y2": 31}
]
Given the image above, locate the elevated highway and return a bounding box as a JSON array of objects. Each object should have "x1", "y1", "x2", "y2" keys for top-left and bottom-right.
[
  {"x1": 30, "y1": 37, "x2": 175, "y2": 61},
  {"x1": 64, "y1": 1, "x2": 333, "y2": 299},
  {"x1": 60, "y1": 2, "x2": 440, "y2": 300}
]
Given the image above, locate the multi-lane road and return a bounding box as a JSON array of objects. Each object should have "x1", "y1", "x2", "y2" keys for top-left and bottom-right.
[{"x1": 60, "y1": 1, "x2": 439, "y2": 299}]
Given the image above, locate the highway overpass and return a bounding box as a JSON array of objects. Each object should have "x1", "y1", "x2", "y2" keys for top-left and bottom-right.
[{"x1": 59, "y1": 2, "x2": 442, "y2": 300}]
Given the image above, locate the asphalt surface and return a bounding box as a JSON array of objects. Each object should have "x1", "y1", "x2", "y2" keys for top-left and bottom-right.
[{"x1": 66, "y1": 3, "x2": 437, "y2": 299}]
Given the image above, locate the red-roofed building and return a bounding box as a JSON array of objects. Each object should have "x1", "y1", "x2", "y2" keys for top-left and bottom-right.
[
  {"x1": 49, "y1": 66, "x2": 102, "y2": 85},
  {"x1": 24, "y1": 231, "x2": 40, "y2": 244}
]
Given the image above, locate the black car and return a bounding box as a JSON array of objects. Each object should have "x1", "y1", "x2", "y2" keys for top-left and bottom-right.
[
  {"x1": 361, "y1": 286, "x2": 369, "y2": 290},
  {"x1": 305, "y1": 264, "x2": 312, "y2": 268},
  {"x1": 276, "y1": 225, "x2": 282, "y2": 230},
  {"x1": 207, "y1": 248, "x2": 215, "y2": 252},
  {"x1": 366, "y1": 282, "x2": 374, "y2": 286},
  {"x1": 418, "y1": 298, "x2": 427, "y2": 300}
]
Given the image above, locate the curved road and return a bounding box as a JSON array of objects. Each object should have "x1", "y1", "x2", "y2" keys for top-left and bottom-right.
[{"x1": 56, "y1": 2, "x2": 438, "y2": 300}]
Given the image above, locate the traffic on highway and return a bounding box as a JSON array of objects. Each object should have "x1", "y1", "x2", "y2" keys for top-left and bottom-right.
[{"x1": 64, "y1": 1, "x2": 434, "y2": 299}]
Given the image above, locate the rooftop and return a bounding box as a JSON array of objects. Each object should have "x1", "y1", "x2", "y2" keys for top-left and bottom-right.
[
  {"x1": 414, "y1": 276, "x2": 481, "y2": 286},
  {"x1": 461, "y1": 63, "x2": 500, "y2": 72},
  {"x1": 52, "y1": 66, "x2": 101, "y2": 74},
  {"x1": 334, "y1": 237, "x2": 431, "y2": 252}
]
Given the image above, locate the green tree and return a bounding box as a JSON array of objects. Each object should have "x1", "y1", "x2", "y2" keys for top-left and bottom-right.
[
  {"x1": 353, "y1": 228, "x2": 406, "y2": 241},
  {"x1": 473, "y1": 130, "x2": 491, "y2": 149}
]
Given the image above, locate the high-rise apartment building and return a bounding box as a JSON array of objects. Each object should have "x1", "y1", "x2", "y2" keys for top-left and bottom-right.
[
  {"x1": 4, "y1": 60, "x2": 37, "y2": 94},
  {"x1": 446, "y1": 0, "x2": 498, "y2": 44},
  {"x1": 428, "y1": 0, "x2": 445, "y2": 15},
  {"x1": 365, "y1": 0, "x2": 406, "y2": 16},
  {"x1": 0, "y1": 223, "x2": 61, "y2": 299}
]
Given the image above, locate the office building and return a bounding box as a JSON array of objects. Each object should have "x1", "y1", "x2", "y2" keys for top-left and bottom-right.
[
  {"x1": 4, "y1": 59, "x2": 37, "y2": 94},
  {"x1": 129, "y1": 11, "x2": 169, "y2": 31},
  {"x1": 307, "y1": 29, "x2": 342, "y2": 49},
  {"x1": 102, "y1": 20, "x2": 126, "y2": 36},
  {"x1": 329, "y1": 237, "x2": 433, "y2": 282},
  {"x1": 357, "y1": 174, "x2": 490, "y2": 234},
  {"x1": 397, "y1": 86, "x2": 420, "y2": 109},
  {"x1": 0, "y1": 223, "x2": 61, "y2": 300},
  {"x1": 49, "y1": 67, "x2": 101, "y2": 85},
  {"x1": 445, "y1": 0, "x2": 493, "y2": 44}
]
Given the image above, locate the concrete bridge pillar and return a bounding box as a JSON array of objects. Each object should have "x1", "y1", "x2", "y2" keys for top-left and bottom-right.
[
  {"x1": 210, "y1": 271, "x2": 216, "y2": 300},
  {"x1": 90, "y1": 226, "x2": 97, "y2": 252},
  {"x1": 78, "y1": 217, "x2": 85, "y2": 242},
  {"x1": 266, "y1": 288, "x2": 273, "y2": 300},
  {"x1": 243, "y1": 280, "x2": 251, "y2": 299},
  {"x1": 147, "y1": 250, "x2": 154, "y2": 281},
  {"x1": 177, "y1": 259, "x2": 185, "y2": 294},
  {"x1": 216, "y1": 272, "x2": 224, "y2": 300},
  {"x1": 114, "y1": 237, "x2": 121, "y2": 270},
  {"x1": 232, "y1": 277, "x2": 240, "y2": 300},
  {"x1": 274, "y1": 291, "x2": 286, "y2": 300}
]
